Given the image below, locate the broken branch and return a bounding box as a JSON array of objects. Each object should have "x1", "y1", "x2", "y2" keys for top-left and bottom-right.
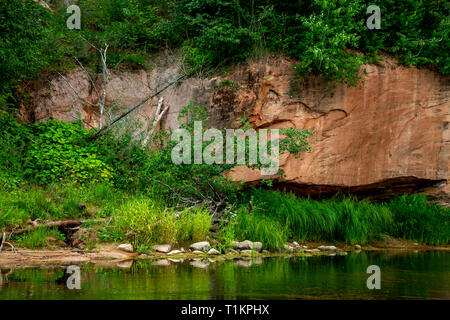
[{"x1": 89, "y1": 73, "x2": 186, "y2": 140}]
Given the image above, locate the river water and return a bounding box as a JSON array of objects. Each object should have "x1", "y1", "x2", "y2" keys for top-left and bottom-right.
[{"x1": 0, "y1": 251, "x2": 448, "y2": 299}]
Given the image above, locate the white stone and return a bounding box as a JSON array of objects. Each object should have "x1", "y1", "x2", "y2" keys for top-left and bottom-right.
[
  {"x1": 208, "y1": 248, "x2": 220, "y2": 255},
  {"x1": 232, "y1": 240, "x2": 253, "y2": 250},
  {"x1": 153, "y1": 244, "x2": 171, "y2": 253},
  {"x1": 167, "y1": 250, "x2": 182, "y2": 255},
  {"x1": 252, "y1": 242, "x2": 263, "y2": 252},
  {"x1": 318, "y1": 245, "x2": 337, "y2": 251},
  {"x1": 117, "y1": 243, "x2": 133, "y2": 253},
  {"x1": 189, "y1": 241, "x2": 211, "y2": 252}
]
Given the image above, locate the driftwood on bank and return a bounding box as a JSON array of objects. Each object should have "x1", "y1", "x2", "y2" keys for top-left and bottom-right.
[
  {"x1": 2, "y1": 218, "x2": 109, "y2": 237},
  {"x1": 7, "y1": 220, "x2": 82, "y2": 236},
  {"x1": 0, "y1": 218, "x2": 110, "y2": 253}
]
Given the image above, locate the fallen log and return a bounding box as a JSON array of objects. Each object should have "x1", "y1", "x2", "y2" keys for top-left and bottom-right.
[
  {"x1": 8, "y1": 220, "x2": 82, "y2": 236},
  {"x1": 5, "y1": 218, "x2": 109, "y2": 236}
]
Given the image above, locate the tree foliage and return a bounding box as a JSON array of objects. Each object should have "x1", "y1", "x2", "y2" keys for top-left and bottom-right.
[{"x1": 1, "y1": 0, "x2": 448, "y2": 105}]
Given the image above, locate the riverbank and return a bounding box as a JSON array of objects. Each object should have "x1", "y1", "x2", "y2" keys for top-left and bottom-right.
[
  {"x1": 1, "y1": 116, "x2": 448, "y2": 258},
  {"x1": 1, "y1": 238, "x2": 448, "y2": 268},
  {"x1": 2, "y1": 250, "x2": 449, "y2": 300}
]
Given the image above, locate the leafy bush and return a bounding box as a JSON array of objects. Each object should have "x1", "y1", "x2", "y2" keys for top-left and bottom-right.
[
  {"x1": 1, "y1": 114, "x2": 114, "y2": 187},
  {"x1": 0, "y1": 0, "x2": 65, "y2": 97},
  {"x1": 176, "y1": 0, "x2": 449, "y2": 85},
  {"x1": 24, "y1": 120, "x2": 113, "y2": 185},
  {"x1": 0, "y1": 113, "x2": 31, "y2": 189}
]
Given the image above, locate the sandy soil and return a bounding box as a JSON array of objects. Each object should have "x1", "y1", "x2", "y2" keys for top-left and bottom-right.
[{"x1": 0, "y1": 244, "x2": 138, "y2": 267}]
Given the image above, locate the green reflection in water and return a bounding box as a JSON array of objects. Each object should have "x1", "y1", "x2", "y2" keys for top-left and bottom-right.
[{"x1": 0, "y1": 251, "x2": 448, "y2": 300}]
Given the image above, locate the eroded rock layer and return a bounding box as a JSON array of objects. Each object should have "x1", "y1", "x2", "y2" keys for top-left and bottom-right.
[{"x1": 23, "y1": 55, "x2": 450, "y2": 203}]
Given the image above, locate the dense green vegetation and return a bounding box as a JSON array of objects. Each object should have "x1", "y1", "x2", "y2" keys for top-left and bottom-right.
[
  {"x1": 217, "y1": 189, "x2": 449, "y2": 250},
  {"x1": 14, "y1": 227, "x2": 65, "y2": 249},
  {"x1": 0, "y1": 1, "x2": 448, "y2": 251},
  {"x1": 1, "y1": 111, "x2": 448, "y2": 250},
  {"x1": 1, "y1": 0, "x2": 449, "y2": 109}
]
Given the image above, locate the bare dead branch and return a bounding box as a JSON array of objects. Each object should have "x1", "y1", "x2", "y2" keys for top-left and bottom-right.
[
  {"x1": 57, "y1": 71, "x2": 97, "y2": 108},
  {"x1": 144, "y1": 97, "x2": 171, "y2": 144},
  {"x1": 72, "y1": 55, "x2": 101, "y2": 102},
  {"x1": 4, "y1": 218, "x2": 109, "y2": 237},
  {"x1": 89, "y1": 73, "x2": 187, "y2": 140}
]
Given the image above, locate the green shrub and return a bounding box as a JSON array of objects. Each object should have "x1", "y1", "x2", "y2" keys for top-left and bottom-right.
[
  {"x1": 24, "y1": 120, "x2": 113, "y2": 185},
  {"x1": 289, "y1": 1, "x2": 366, "y2": 86},
  {"x1": 2, "y1": 0, "x2": 448, "y2": 108},
  {"x1": 0, "y1": 0, "x2": 65, "y2": 97},
  {"x1": 0, "y1": 113, "x2": 32, "y2": 189}
]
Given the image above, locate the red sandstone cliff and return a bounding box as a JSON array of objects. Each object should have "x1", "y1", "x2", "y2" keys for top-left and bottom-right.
[{"x1": 22, "y1": 55, "x2": 450, "y2": 204}]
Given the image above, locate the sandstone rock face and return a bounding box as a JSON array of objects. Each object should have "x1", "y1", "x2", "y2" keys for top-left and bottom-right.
[
  {"x1": 24, "y1": 55, "x2": 216, "y2": 135},
  {"x1": 222, "y1": 56, "x2": 449, "y2": 204},
  {"x1": 24, "y1": 55, "x2": 449, "y2": 203}
]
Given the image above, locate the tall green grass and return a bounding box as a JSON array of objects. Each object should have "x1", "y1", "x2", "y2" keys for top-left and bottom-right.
[
  {"x1": 2, "y1": 183, "x2": 448, "y2": 250},
  {"x1": 235, "y1": 210, "x2": 288, "y2": 251},
  {"x1": 215, "y1": 207, "x2": 288, "y2": 251},
  {"x1": 243, "y1": 189, "x2": 393, "y2": 244},
  {"x1": 388, "y1": 194, "x2": 449, "y2": 245},
  {"x1": 13, "y1": 227, "x2": 65, "y2": 249},
  {"x1": 236, "y1": 189, "x2": 449, "y2": 246},
  {"x1": 110, "y1": 198, "x2": 212, "y2": 249}
]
